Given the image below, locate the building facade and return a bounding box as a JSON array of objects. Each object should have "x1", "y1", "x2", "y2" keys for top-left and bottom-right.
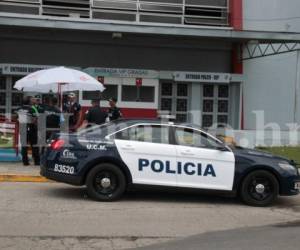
[
  {"x1": 0, "y1": 0, "x2": 299, "y2": 132},
  {"x1": 243, "y1": 0, "x2": 300, "y2": 131}
]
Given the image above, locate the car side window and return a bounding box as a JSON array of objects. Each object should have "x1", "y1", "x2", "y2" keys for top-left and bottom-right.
[
  {"x1": 115, "y1": 125, "x2": 169, "y2": 144},
  {"x1": 175, "y1": 127, "x2": 221, "y2": 149}
]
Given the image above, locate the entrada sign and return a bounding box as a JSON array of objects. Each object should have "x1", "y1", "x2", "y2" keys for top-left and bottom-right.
[
  {"x1": 174, "y1": 72, "x2": 231, "y2": 83},
  {"x1": 0, "y1": 64, "x2": 81, "y2": 75},
  {"x1": 0, "y1": 64, "x2": 52, "y2": 75},
  {"x1": 85, "y1": 67, "x2": 159, "y2": 79}
]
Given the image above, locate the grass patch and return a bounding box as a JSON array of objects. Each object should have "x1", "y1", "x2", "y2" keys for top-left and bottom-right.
[{"x1": 256, "y1": 146, "x2": 300, "y2": 164}]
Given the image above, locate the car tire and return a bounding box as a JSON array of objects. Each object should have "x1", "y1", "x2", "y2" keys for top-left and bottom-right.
[
  {"x1": 86, "y1": 163, "x2": 126, "y2": 201},
  {"x1": 240, "y1": 170, "x2": 279, "y2": 207}
]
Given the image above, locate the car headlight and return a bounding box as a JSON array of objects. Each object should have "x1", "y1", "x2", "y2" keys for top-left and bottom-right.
[{"x1": 278, "y1": 163, "x2": 297, "y2": 173}]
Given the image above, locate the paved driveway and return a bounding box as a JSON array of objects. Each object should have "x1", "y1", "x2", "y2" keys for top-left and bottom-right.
[{"x1": 0, "y1": 182, "x2": 300, "y2": 249}]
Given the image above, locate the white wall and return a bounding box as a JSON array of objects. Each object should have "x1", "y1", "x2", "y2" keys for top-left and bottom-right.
[
  {"x1": 243, "y1": 51, "x2": 299, "y2": 130},
  {"x1": 243, "y1": 0, "x2": 300, "y2": 32}
]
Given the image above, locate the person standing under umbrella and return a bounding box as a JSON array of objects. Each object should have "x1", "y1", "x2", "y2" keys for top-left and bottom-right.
[
  {"x1": 63, "y1": 92, "x2": 82, "y2": 131},
  {"x1": 17, "y1": 96, "x2": 32, "y2": 166},
  {"x1": 44, "y1": 96, "x2": 61, "y2": 140},
  {"x1": 17, "y1": 96, "x2": 40, "y2": 166},
  {"x1": 29, "y1": 96, "x2": 41, "y2": 165}
]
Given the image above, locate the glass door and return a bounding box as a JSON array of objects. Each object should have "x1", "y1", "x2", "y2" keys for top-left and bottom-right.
[
  {"x1": 160, "y1": 82, "x2": 189, "y2": 122},
  {"x1": 202, "y1": 84, "x2": 229, "y2": 128}
]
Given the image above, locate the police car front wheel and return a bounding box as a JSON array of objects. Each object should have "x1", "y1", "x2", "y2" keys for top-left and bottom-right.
[
  {"x1": 86, "y1": 163, "x2": 126, "y2": 201},
  {"x1": 240, "y1": 170, "x2": 279, "y2": 207}
]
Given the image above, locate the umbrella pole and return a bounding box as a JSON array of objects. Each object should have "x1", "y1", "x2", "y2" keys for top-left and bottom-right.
[{"x1": 58, "y1": 83, "x2": 63, "y2": 111}]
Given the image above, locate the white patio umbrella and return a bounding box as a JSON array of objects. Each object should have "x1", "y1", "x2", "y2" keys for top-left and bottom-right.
[
  {"x1": 14, "y1": 66, "x2": 105, "y2": 92},
  {"x1": 14, "y1": 66, "x2": 105, "y2": 110}
]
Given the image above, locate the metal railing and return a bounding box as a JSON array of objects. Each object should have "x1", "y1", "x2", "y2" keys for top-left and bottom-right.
[{"x1": 0, "y1": 0, "x2": 229, "y2": 27}]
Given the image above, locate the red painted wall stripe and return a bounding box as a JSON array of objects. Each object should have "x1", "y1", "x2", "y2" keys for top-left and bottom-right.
[
  {"x1": 232, "y1": 44, "x2": 243, "y2": 74},
  {"x1": 230, "y1": 0, "x2": 243, "y2": 30},
  {"x1": 81, "y1": 107, "x2": 157, "y2": 120},
  {"x1": 121, "y1": 108, "x2": 157, "y2": 119},
  {"x1": 230, "y1": 0, "x2": 244, "y2": 128}
]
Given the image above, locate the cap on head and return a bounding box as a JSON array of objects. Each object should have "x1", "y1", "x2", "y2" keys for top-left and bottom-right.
[
  {"x1": 109, "y1": 97, "x2": 117, "y2": 103},
  {"x1": 68, "y1": 92, "x2": 76, "y2": 98},
  {"x1": 35, "y1": 95, "x2": 41, "y2": 100}
]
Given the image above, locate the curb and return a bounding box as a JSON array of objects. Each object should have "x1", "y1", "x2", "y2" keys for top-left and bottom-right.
[{"x1": 0, "y1": 174, "x2": 54, "y2": 183}]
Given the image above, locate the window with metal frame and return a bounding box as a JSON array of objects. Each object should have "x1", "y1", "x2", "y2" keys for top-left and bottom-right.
[
  {"x1": 0, "y1": 0, "x2": 40, "y2": 15},
  {"x1": 41, "y1": 0, "x2": 90, "y2": 18},
  {"x1": 82, "y1": 85, "x2": 118, "y2": 101},
  {"x1": 160, "y1": 81, "x2": 189, "y2": 123},
  {"x1": 121, "y1": 85, "x2": 155, "y2": 102},
  {"x1": 92, "y1": 0, "x2": 229, "y2": 26},
  {"x1": 202, "y1": 84, "x2": 229, "y2": 128},
  {"x1": 1, "y1": 0, "x2": 229, "y2": 27}
]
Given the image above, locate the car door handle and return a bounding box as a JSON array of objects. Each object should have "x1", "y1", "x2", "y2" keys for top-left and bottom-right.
[
  {"x1": 180, "y1": 151, "x2": 195, "y2": 156},
  {"x1": 121, "y1": 145, "x2": 135, "y2": 151}
]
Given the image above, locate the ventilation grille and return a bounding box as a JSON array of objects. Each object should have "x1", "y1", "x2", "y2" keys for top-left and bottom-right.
[
  {"x1": 92, "y1": 0, "x2": 229, "y2": 26},
  {"x1": 0, "y1": 0, "x2": 229, "y2": 27},
  {"x1": 41, "y1": 0, "x2": 90, "y2": 18}
]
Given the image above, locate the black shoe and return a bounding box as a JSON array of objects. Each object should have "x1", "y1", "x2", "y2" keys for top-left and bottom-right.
[{"x1": 23, "y1": 163, "x2": 30, "y2": 166}]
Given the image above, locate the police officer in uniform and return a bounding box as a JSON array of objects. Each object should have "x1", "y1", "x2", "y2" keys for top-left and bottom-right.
[
  {"x1": 17, "y1": 96, "x2": 40, "y2": 165},
  {"x1": 44, "y1": 96, "x2": 61, "y2": 140},
  {"x1": 17, "y1": 96, "x2": 32, "y2": 166},
  {"x1": 35, "y1": 95, "x2": 45, "y2": 113},
  {"x1": 63, "y1": 92, "x2": 82, "y2": 131},
  {"x1": 29, "y1": 96, "x2": 41, "y2": 165},
  {"x1": 107, "y1": 98, "x2": 122, "y2": 121},
  {"x1": 80, "y1": 99, "x2": 107, "y2": 129}
]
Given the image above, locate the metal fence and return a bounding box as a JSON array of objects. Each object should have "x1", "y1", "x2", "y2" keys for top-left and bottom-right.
[{"x1": 0, "y1": 0, "x2": 229, "y2": 27}]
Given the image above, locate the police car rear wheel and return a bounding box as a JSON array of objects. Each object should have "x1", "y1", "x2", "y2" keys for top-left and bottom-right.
[
  {"x1": 240, "y1": 170, "x2": 279, "y2": 207},
  {"x1": 86, "y1": 163, "x2": 126, "y2": 201}
]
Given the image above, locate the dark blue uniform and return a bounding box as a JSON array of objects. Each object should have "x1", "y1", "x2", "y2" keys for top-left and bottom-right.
[{"x1": 85, "y1": 106, "x2": 107, "y2": 125}]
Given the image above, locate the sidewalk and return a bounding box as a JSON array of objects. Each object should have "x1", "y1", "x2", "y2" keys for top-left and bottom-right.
[{"x1": 0, "y1": 162, "x2": 52, "y2": 182}]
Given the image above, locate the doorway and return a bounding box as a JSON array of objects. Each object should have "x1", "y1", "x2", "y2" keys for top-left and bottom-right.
[
  {"x1": 202, "y1": 84, "x2": 229, "y2": 128},
  {"x1": 159, "y1": 81, "x2": 189, "y2": 122}
]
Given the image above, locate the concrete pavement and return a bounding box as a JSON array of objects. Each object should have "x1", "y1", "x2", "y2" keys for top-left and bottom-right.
[
  {"x1": 0, "y1": 162, "x2": 50, "y2": 182},
  {"x1": 0, "y1": 182, "x2": 300, "y2": 249},
  {"x1": 137, "y1": 221, "x2": 300, "y2": 250}
]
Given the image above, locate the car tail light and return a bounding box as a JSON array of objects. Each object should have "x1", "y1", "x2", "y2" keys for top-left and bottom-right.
[{"x1": 50, "y1": 139, "x2": 65, "y2": 150}]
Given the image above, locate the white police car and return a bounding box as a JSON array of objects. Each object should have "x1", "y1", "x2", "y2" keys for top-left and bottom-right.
[{"x1": 41, "y1": 119, "x2": 300, "y2": 206}]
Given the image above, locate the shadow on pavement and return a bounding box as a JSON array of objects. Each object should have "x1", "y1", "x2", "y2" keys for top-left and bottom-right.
[
  {"x1": 44, "y1": 185, "x2": 242, "y2": 205},
  {"x1": 43, "y1": 184, "x2": 299, "y2": 208}
]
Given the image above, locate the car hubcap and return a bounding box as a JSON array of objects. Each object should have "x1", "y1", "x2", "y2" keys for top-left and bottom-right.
[
  {"x1": 101, "y1": 178, "x2": 111, "y2": 188},
  {"x1": 255, "y1": 184, "x2": 265, "y2": 194},
  {"x1": 94, "y1": 171, "x2": 118, "y2": 195}
]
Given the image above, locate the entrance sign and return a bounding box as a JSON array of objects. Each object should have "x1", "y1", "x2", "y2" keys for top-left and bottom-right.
[
  {"x1": 174, "y1": 72, "x2": 231, "y2": 83},
  {"x1": 85, "y1": 67, "x2": 159, "y2": 79},
  {"x1": 0, "y1": 64, "x2": 81, "y2": 76},
  {"x1": 0, "y1": 64, "x2": 52, "y2": 75}
]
